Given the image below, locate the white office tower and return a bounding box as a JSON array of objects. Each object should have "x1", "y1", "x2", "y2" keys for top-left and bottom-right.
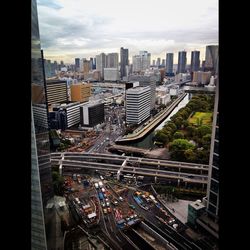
[
  {"x1": 132, "y1": 51, "x2": 151, "y2": 72},
  {"x1": 126, "y1": 86, "x2": 151, "y2": 125},
  {"x1": 104, "y1": 68, "x2": 120, "y2": 81},
  {"x1": 96, "y1": 53, "x2": 106, "y2": 78}
]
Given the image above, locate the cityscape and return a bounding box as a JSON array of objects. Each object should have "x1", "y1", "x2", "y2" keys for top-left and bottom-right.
[{"x1": 32, "y1": 0, "x2": 219, "y2": 249}]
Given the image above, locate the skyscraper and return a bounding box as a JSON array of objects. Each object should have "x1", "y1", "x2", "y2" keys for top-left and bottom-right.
[
  {"x1": 206, "y1": 82, "x2": 219, "y2": 221},
  {"x1": 132, "y1": 51, "x2": 151, "y2": 72},
  {"x1": 120, "y1": 47, "x2": 129, "y2": 79},
  {"x1": 205, "y1": 45, "x2": 218, "y2": 73},
  {"x1": 191, "y1": 50, "x2": 200, "y2": 72},
  {"x1": 166, "y1": 53, "x2": 174, "y2": 74},
  {"x1": 31, "y1": 0, "x2": 54, "y2": 249},
  {"x1": 96, "y1": 53, "x2": 106, "y2": 79},
  {"x1": 106, "y1": 53, "x2": 119, "y2": 68},
  {"x1": 75, "y1": 58, "x2": 80, "y2": 71},
  {"x1": 156, "y1": 57, "x2": 161, "y2": 67},
  {"x1": 177, "y1": 51, "x2": 187, "y2": 73},
  {"x1": 126, "y1": 86, "x2": 151, "y2": 125}
]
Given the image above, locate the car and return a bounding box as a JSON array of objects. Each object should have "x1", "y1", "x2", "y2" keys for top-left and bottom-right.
[
  {"x1": 107, "y1": 207, "x2": 112, "y2": 213},
  {"x1": 103, "y1": 208, "x2": 108, "y2": 214}
]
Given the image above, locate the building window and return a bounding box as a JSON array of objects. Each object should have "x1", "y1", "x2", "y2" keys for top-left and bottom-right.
[
  {"x1": 214, "y1": 140, "x2": 219, "y2": 155},
  {"x1": 209, "y1": 191, "x2": 218, "y2": 207},
  {"x1": 211, "y1": 166, "x2": 219, "y2": 181},
  {"x1": 215, "y1": 126, "x2": 219, "y2": 140},
  {"x1": 213, "y1": 154, "x2": 219, "y2": 168},
  {"x1": 210, "y1": 179, "x2": 219, "y2": 193},
  {"x1": 208, "y1": 203, "x2": 216, "y2": 215}
]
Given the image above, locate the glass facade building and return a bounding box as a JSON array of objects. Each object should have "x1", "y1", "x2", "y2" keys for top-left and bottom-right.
[
  {"x1": 31, "y1": 0, "x2": 54, "y2": 249},
  {"x1": 177, "y1": 51, "x2": 187, "y2": 74}
]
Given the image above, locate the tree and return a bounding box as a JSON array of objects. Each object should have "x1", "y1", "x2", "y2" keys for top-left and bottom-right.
[
  {"x1": 184, "y1": 149, "x2": 197, "y2": 162},
  {"x1": 154, "y1": 131, "x2": 169, "y2": 144},
  {"x1": 196, "y1": 125, "x2": 212, "y2": 137},
  {"x1": 173, "y1": 131, "x2": 184, "y2": 139},
  {"x1": 186, "y1": 125, "x2": 196, "y2": 138},
  {"x1": 169, "y1": 139, "x2": 195, "y2": 161},
  {"x1": 201, "y1": 133, "x2": 212, "y2": 148}
]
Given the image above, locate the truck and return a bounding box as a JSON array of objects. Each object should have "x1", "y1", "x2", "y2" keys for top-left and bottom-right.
[{"x1": 98, "y1": 181, "x2": 104, "y2": 188}]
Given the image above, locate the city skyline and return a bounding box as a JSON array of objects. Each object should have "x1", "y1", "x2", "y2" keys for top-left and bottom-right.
[{"x1": 37, "y1": 0, "x2": 218, "y2": 64}]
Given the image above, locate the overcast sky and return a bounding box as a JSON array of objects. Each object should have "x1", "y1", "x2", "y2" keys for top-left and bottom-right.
[{"x1": 37, "y1": 0, "x2": 218, "y2": 64}]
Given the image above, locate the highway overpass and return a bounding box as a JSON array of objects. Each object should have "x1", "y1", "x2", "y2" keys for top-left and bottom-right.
[{"x1": 51, "y1": 152, "x2": 208, "y2": 185}]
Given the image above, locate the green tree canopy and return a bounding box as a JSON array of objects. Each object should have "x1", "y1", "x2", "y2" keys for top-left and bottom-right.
[{"x1": 173, "y1": 131, "x2": 184, "y2": 139}]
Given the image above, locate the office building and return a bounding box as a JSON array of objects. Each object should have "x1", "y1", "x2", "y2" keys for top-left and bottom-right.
[
  {"x1": 89, "y1": 57, "x2": 94, "y2": 70},
  {"x1": 83, "y1": 60, "x2": 90, "y2": 74},
  {"x1": 156, "y1": 57, "x2": 161, "y2": 67},
  {"x1": 132, "y1": 51, "x2": 151, "y2": 72},
  {"x1": 205, "y1": 45, "x2": 218, "y2": 73},
  {"x1": 80, "y1": 101, "x2": 105, "y2": 127},
  {"x1": 32, "y1": 0, "x2": 55, "y2": 249},
  {"x1": 70, "y1": 83, "x2": 91, "y2": 103},
  {"x1": 75, "y1": 58, "x2": 80, "y2": 71},
  {"x1": 196, "y1": 82, "x2": 219, "y2": 239},
  {"x1": 96, "y1": 53, "x2": 106, "y2": 79},
  {"x1": 120, "y1": 47, "x2": 129, "y2": 79},
  {"x1": 166, "y1": 53, "x2": 174, "y2": 74},
  {"x1": 162, "y1": 59, "x2": 166, "y2": 67},
  {"x1": 192, "y1": 71, "x2": 211, "y2": 85},
  {"x1": 206, "y1": 82, "x2": 219, "y2": 220},
  {"x1": 46, "y1": 80, "x2": 68, "y2": 105},
  {"x1": 52, "y1": 102, "x2": 83, "y2": 129},
  {"x1": 191, "y1": 51, "x2": 200, "y2": 72},
  {"x1": 152, "y1": 60, "x2": 156, "y2": 66},
  {"x1": 126, "y1": 86, "x2": 151, "y2": 124},
  {"x1": 106, "y1": 53, "x2": 119, "y2": 68},
  {"x1": 177, "y1": 51, "x2": 187, "y2": 73},
  {"x1": 104, "y1": 68, "x2": 120, "y2": 81}
]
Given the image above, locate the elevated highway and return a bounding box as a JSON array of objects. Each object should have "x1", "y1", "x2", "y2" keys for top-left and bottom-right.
[{"x1": 51, "y1": 152, "x2": 208, "y2": 185}]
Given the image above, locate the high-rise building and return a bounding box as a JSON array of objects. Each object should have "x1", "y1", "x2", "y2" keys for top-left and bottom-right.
[
  {"x1": 162, "y1": 59, "x2": 166, "y2": 67},
  {"x1": 104, "y1": 68, "x2": 120, "y2": 81},
  {"x1": 83, "y1": 60, "x2": 90, "y2": 74},
  {"x1": 46, "y1": 80, "x2": 68, "y2": 105},
  {"x1": 96, "y1": 53, "x2": 106, "y2": 79},
  {"x1": 75, "y1": 58, "x2": 80, "y2": 71},
  {"x1": 206, "y1": 83, "x2": 219, "y2": 221},
  {"x1": 106, "y1": 53, "x2": 119, "y2": 68},
  {"x1": 205, "y1": 45, "x2": 219, "y2": 73},
  {"x1": 52, "y1": 102, "x2": 83, "y2": 129},
  {"x1": 132, "y1": 51, "x2": 151, "y2": 72},
  {"x1": 80, "y1": 101, "x2": 105, "y2": 127},
  {"x1": 70, "y1": 83, "x2": 91, "y2": 103},
  {"x1": 191, "y1": 51, "x2": 200, "y2": 72},
  {"x1": 126, "y1": 86, "x2": 151, "y2": 125},
  {"x1": 152, "y1": 60, "x2": 156, "y2": 66},
  {"x1": 89, "y1": 57, "x2": 94, "y2": 70},
  {"x1": 31, "y1": 0, "x2": 55, "y2": 249},
  {"x1": 177, "y1": 51, "x2": 187, "y2": 73},
  {"x1": 166, "y1": 53, "x2": 174, "y2": 74},
  {"x1": 120, "y1": 47, "x2": 129, "y2": 79},
  {"x1": 196, "y1": 82, "x2": 219, "y2": 240},
  {"x1": 192, "y1": 71, "x2": 211, "y2": 85},
  {"x1": 156, "y1": 58, "x2": 161, "y2": 67}
]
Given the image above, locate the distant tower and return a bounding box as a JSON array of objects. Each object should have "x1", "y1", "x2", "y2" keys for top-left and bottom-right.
[
  {"x1": 205, "y1": 45, "x2": 219, "y2": 74},
  {"x1": 177, "y1": 51, "x2": 187, "y2": 73},
  {"x1": 191, "y1": 51, "x2": 200, "y2": 72},
  {"x1": 75, "y1": 58, "x2": 80, "y2": 71},
  {"x1": 120, "y1": 47, "x2": 129, "y2": 79},
  {"x1": 96, "y1": 53, "x2": 106, "y2": 79},
  {"x1": 166, "y1": 53, "x2": 174, "y2": 74}
]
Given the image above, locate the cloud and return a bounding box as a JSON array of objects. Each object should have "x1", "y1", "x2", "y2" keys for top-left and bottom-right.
[{"x1": 37, "y1": 0, "x2": 218, "y2": 63}]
